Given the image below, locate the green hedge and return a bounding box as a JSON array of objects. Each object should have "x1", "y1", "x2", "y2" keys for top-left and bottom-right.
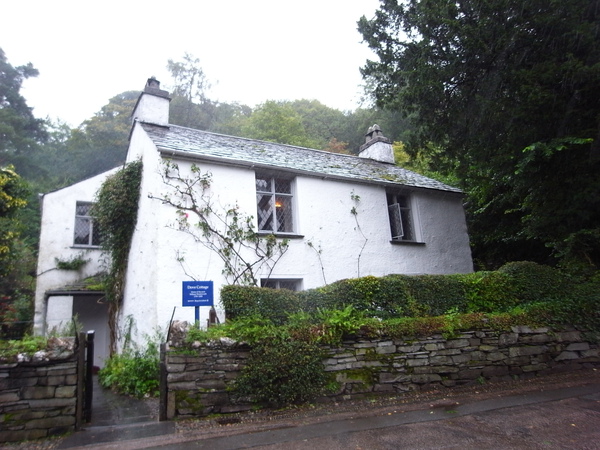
[{"x1": 221, "y1": 262, "x2": 595, "y2": 324}]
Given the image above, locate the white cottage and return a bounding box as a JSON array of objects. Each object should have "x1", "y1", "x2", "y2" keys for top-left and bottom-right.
[{"x1": 34, "y1": 79, "x2": 473, "y2": 365}]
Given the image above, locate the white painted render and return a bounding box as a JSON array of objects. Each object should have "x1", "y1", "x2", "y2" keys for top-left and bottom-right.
[
  {"x1": 358, "y1": 139, "x2": 395, "y2": 164},
  {"x1": 45, "y1": 296, "x2": 73, "y2": 331},
  {"x1": 34, "y1": 169, "x2": 118, "y2": 366}
]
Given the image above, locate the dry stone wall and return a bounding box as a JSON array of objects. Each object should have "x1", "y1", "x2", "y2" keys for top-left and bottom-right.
[
  {"x1": 0, "y1": 341, "x2": 79, "y2": 443},
  {"x1": 165, "y1": 326, "x2": 599, "y2": 419}
]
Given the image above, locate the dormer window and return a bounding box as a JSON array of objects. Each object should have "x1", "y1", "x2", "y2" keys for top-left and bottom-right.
[{"x1": 255, "y1": 174, "x2": 294, "y2": 233}]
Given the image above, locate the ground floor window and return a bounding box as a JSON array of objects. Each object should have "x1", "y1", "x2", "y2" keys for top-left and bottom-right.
[{"x1": 261, "y1": 279, "x2": 302, "y2": 291}]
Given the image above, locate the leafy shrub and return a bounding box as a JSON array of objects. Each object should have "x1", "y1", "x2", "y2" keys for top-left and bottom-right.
[
  {"x1": 231, "y1": 336, "x2": 328, "y2": 407},
  {"x1": 497, "y1": 261, "x2": 568, "y2": 303},
  {"x1": 0, "y1": 335, "x2": 47, "y2": 360},
  {"x1": 187, "y1": 315, "x2": 280, "y2": 345},
  {"x1": 221, "y1": 285, "x2": 301, "y2": 325},
  {"x1": 401, "y1": 274, "x2": 467, "y2": 316},
  {"x1": 528, "y1": 273, "x2": 600, "y2": 335},
  {"x1": 461, "y1": 271, "x2": 518, "y2": 312},
  {"x1": 315, "y1": 305, "x2": 366, "y2": 344},
  {"x1": 99, "y1": 340, "x2": 159, "y2": 398},
  {"x1": 220, "y1": 264, "x2": 598, "y2": 335}
]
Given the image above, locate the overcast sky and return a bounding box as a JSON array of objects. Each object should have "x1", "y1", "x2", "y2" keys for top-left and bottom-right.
[{"x1": 2, "y1": 0, "x2": 381, "y2": 127}]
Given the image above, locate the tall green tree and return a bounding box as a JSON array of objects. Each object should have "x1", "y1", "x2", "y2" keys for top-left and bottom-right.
[
  {"x1": 0, "y1": 165, "x2": 28, "y2": 270},
  {"x1": 0, "y1": 48, "x2": 47, "y2": 178},
  {"x1": 359, "y1": 0, "x2": 600, "y2": 269},
  {"x1": 167, "y1": 53, "x2": 219, "y2": 130},
  {"x1": 0, "y1": 165, "x2": 35, "y2": 333},
  {"x1": 241, "y1": 101, "x2": 315, "y2": 147},
  {"x1": 65, "y1": 91, "x2": 138, "y2": 180}
]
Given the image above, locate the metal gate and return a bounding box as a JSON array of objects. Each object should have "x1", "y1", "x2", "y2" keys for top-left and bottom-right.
[{"x1": 76, "y1": 331, "x2": 95, "y2": 429}]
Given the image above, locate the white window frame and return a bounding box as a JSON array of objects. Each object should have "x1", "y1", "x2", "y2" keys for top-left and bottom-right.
[
  {"x1": 255, "y1": 173, "x2": 295, "y2": 234},
  {"x1": 73, "y1": 202, "x2": 101, "y2": 247}
]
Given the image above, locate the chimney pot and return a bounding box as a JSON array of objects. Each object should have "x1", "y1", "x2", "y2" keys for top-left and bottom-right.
[{"x1": 146, "y1": 77, "x2": 160, "y2": 89}]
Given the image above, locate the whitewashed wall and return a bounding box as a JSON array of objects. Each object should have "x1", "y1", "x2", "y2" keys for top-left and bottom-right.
[{"x1": 34, "y1": 169, "x2": 118, "y2": 336}]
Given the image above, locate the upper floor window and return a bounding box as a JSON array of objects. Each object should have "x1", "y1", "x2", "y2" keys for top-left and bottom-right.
[
  {"x1": 387, "y1": 191, "x2": 416, "y2": 242},
  {"x1": 74, "y1": 202, "x2": 101, "y2": 247},
  {"x1": 255, "y1": 174, "x2": 294, "y2": 233}
]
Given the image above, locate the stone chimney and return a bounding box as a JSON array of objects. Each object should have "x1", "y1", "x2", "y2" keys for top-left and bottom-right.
[
  {"x1": 358, "y1": 124, "x2": 395, "y2": 164},
  {"x1": 131, "y1": 77, "x2": 171, "y2": 126}
]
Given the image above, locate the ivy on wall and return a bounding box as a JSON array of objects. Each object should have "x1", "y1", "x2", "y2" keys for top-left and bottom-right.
[{"x1": 92, "y1": 160, "x2": 143, "y2": 354}]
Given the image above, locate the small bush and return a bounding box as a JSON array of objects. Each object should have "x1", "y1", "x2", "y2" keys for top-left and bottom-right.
[
  {"x1": 231, "y1": 336, "x2": 328, "y2": 407},
  {"x1": 187, "y1": 315, "x2": 280, "y2": 345},
  {"x1": 315, "y1": 305, "x2": 366, "y2": 344},
  {"x1": 99, "y1": 340, "x2": 159, "y2": 398},
  {"x1": 0, "y1": 335, "x2": 47, "y2": 360}
]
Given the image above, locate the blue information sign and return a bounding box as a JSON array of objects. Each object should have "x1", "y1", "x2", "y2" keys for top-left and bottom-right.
[{"x1": 182, "y1": 281, "x2": 214, "y2": 307}]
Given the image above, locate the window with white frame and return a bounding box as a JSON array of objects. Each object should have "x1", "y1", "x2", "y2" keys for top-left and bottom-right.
[
  {"x1": 255, "y1": 174, "x2": 294, "y2": 233},
  {"x1": 386, "y1": 191, "x2": 416, "y2": 241},
  {"x1": 74, "y1": 202, "x2": 101, "y2": 246},
  {"x1": 261, "y1": 279, "x2": 302, "y2": 291}
]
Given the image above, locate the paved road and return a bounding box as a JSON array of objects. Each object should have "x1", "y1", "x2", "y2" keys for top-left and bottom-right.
[{"x1": 54, "y1": 373, "x2": 600, "y2": 450}]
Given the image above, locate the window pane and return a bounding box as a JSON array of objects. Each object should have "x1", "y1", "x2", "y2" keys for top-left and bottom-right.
[
  {"x1": 397, "y1": 195, "x2": 410, "y2": 208},
  {"x1": 275, "y1": 195, "x2": 293, "y2": 232},
  {"x1": 257, "y1": 193, "x2": 274, "y2": 231},
  {"x1": 76, "y1": 203, "x2": 91, "y2": 216},
  {"x1": 74, "y1": 217, "x2": 91, "y2": 245},
  {"x1": 278, "y1": 280, "x2": 298, "y2": 291},
  {"x1": 262, "y1": 279, "x2": 278, "y2": 289},
  {"x1": 401, "y1": 207, "x2": 414, "y2": 240},
  {"x1": 91, "y1": 223, "x2": 102, "y2": 246},
  {"x1": 388, "y1": 203, "x2": 404, "y2": 239},
  {"x1": 261, "y1": 279, "x2": 300, "y2": 291},
  {"x1": 255, "y1": 176, "x2": 270, "y2": 193},
  {"x1": 274, "y1": 178, "x2": 291, "y2": 194}
]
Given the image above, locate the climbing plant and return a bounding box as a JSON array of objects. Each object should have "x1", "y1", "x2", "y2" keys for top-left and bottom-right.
[
  {"x1": 92, "y1": 160, "x2": 143, "y2": 353},
  {"x1": 150, "y1": 160, "x2": 289, "y2": 286},
  {"x1": 350, "y1": 190, "x2": 368, "y2": 277}
]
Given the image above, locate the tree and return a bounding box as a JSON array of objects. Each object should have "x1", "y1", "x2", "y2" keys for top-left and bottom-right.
[
  {"x1": 0, "y1": 166, "x2": 35, "y2": 334},
  {"x1": 0, "y1": 165, "x2": 29, "y2": 274},
  {"x1": 359, "y1": 0, "x2": 600, "y2": 269},
  {"x1": 241, "y1": 101, "x2": 314, "y2": 147},
  {"x1": 166, "y1": 53, "x2": 218, "y2": 130},
  {"x1": 0, "y1": 48, "x2": 48, "y2": 178},
  {"x1": 65, "y1": 91, "x2": 139, "y2": 180},
  {"x1": 167, "y1": 53, "x2": 211, "y2": 104}
]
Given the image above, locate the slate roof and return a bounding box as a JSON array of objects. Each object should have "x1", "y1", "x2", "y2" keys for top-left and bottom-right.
[{"x1": 141, "y1": 122, "x2": 462, "y2": 194}]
